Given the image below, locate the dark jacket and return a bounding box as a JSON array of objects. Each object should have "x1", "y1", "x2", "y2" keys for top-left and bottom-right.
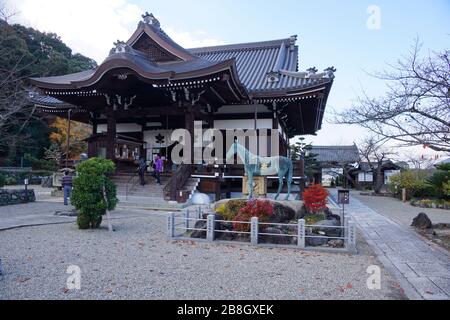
[{"x1": 61, "y1": 175, "x2": 73, "y2": 187}]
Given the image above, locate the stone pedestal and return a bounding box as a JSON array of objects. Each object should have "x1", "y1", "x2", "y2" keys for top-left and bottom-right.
[{"x1": 242, "y1": 176, "x2": 267, "y2": 197}]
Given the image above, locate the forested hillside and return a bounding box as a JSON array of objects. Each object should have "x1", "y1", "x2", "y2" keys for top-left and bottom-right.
[{"x1": 0, "y1": 18, "x2": 97, "y2": 166}]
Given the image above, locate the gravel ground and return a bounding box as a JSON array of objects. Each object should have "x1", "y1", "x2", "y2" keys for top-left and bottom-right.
[
  {"x1": 0, "y1": 209, "x2": 406, "y2": 300},
  {"x1": 352, "y1": 192, "x2": 450, "y2": 226}
]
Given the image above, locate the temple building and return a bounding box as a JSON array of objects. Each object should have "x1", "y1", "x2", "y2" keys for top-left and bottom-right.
[{"x1": 29, "y1": 12, "x2": 335, "y2": 202}]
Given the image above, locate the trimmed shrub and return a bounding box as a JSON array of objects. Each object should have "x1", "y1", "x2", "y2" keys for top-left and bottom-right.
[
  {"x1": 76, "y1": 213, "x2": 91, "y2": 229},
  {"x1": 304, "y1": 213, "x2": 326, "y2": 225},
  {"x1": 71, "y1": 158, "x2": 118, "y2": 229},
  {"x1": 233, "y1": 199, "x2": 273, "y2": 232},
  {"x1": 388, "y1": 171, "x2": 432, "y2": 199},
  {"x1": 215, "y1": 199, "x2": 247, "y2": 221},
  {"x1": 302, "y1": 184, "x2": 328, "y2": 213}
]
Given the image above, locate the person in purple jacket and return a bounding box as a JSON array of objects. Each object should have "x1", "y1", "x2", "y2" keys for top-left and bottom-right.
[{"x1": 152, "y1": 154, "x2": 163, "y2": 185}]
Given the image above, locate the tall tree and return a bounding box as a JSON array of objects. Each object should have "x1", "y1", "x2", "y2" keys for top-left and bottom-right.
[
  {"x1": 336, "y1": 38, "x2": 450, "y2": 152},
  {"x1": 49, "y1": 117, "x2": 90, "y2": 159},
  {"x1": 0, "y1": 5, "x2": 97, "y2": 165},
  {"x1": 289, "y1": 138, "x2": 320, "y2": 179},
  {"x1": 358, "y1": 136, "x2": 394, "y2": 193}
]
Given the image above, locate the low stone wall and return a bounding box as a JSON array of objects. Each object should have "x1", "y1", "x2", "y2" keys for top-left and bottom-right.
[{"x1": 0, "y1": 189, "x2": 36, "y2": 206}]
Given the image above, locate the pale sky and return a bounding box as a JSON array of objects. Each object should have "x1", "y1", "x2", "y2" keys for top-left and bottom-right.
[{"x1": 6, "y1": 0, "x2": 450, "y2": 162}]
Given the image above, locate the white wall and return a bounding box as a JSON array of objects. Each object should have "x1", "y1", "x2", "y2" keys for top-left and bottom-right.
[
  {"x1": 213, "y1": 119, "x2": 273, "y2": 130},
  {"x1": 358, "y1": 172, "x2": 373, "y2": 182},
  {"x1": 384, "y1": 170, "x2": 401, "y2": 184},
  {"x1": 97, "y1": 123, "x2": 142, "y2": 133},
  {"x1": 143, "y1": 129, "x2": 175, "y2": 148}
]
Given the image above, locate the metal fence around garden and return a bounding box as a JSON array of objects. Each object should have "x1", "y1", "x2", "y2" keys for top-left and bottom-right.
[{"x1": 167, "y1": 208, "x2": 357, "y2": 254}]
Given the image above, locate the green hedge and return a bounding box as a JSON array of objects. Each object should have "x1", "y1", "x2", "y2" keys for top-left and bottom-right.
[{"x1": 71, "y1": 158, "x2": 118, "y2": 229}]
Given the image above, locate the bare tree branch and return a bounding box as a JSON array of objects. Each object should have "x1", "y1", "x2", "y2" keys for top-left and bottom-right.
[{"x1": 335, "y1": 38, "x2": 450, "y2": 152}]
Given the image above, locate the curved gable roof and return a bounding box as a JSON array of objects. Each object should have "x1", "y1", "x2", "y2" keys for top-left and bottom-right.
[{"x1": 189, "y1": 37, "x2": 334, "y2": 94}]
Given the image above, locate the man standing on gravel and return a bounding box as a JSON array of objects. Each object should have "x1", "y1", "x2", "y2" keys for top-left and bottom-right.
[{"x1": 61, "y1": 171, "x2": 73, "y2": 206}]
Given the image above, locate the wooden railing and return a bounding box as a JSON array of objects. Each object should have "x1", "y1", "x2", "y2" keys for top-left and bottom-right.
[
  {"x1": 125, "y1": 171, "x2": 140, "y2": 200},
  {"x1": 163, "y1": 164, "x2": 193, "y2": 201}
]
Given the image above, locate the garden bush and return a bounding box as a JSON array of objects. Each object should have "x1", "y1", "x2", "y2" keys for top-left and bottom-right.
[
  {"x1": 443, "y1": 180, "x2": 450, "y2": 198},
  {"x1": 410, "y1": 198, "x2": 450, "y2": 210},
  {"x1": 24, "y1": 153, "x2": 58, "y2": 171},
  {"x1": 0, "y1": 172, "x2": 5, "y2": 188},
  {"x1": 233, "y1": 199, "x2": 273, "y2": 232},
  {"x1": 71, "y1": 158, "x2": 118, "y2": 229},
  {"x1": 215, "y1": 199, "x2": 247, "y2": 221},
  {"x1": 426, "y1": 163, "x2": 450, "y2": 199},
  {"x1": 304, "y1": 213, "x2": 326, "y2": 225},
  {"x1": 388, "y1": 171, "x2": 432, "y2": 199},
  {"x1": 302, "y1": 184, "x2": 328, "y2": 213}
]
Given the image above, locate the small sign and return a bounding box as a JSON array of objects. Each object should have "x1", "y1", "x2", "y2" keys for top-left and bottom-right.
[
  {"x1": 338, "y1": 190, "x2": 350, "y2": 204},
  {"x1": 24, "y1": 179, "x2": 29, "y2": 185}
]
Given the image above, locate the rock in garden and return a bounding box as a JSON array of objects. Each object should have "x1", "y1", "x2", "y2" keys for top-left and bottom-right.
[
  {"x1": 323, "y1": 208, "x2": 341, "y2": 223},
  {"x1": 259, "y1": 227, "x2": 291, "y2": 245},
  {"x1": 191, "y1": 220, "x2": 207, "y2": 239},
  {"x1": 305, "y1": 235, "x2": 328, "y2": 246},
  {"x1": 327, "y1": 239, "x2": 344, "y2": 248},
  {"x1": 270, "y1": 202, "x2": 296, "y2": 223},
  {"x1": 314, "y1": 219, "x2": 342, "y2": 238},
  {"x1": 0, "y1": 189, "x2": 35, "y2": 206},
  {"x1": 411, "y1": 212, "x2": 432, "y2": 229},
  {"x1": 215, "y1": 229, "x2": 236, "y2": 241},
  {"x1": 191, "y1": 213, "x2": 225, "y2": 239},
  {"x1": 295, "y1": 205, "x2": 308, "y2": 220}
]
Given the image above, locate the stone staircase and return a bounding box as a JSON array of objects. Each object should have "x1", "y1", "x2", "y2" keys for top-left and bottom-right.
[{"x1": 109, "y1": 172, "x2": 199, "y2": 210}]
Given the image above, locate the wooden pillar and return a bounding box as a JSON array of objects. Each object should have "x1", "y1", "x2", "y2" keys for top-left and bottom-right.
[
  {"x1": 65, "y1": 109, "x2": 71, "y2": 168},
  {"x1": 185, "y1": 106, "x2": 195, "y2": 164},
  {"x1": 106, "y1": 111, "x2": 116, "y2": 160},
  {"x1": 299, "y1": 154, "x2": 305, "y2": 200}
]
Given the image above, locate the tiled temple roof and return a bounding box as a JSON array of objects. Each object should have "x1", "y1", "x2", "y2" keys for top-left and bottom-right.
[
  {"x1": 189, "y1": 37, "x2": 334, "y2": 94},
  {"x1": 310, "y1": 145, "x2": 360, "y2": 163}
]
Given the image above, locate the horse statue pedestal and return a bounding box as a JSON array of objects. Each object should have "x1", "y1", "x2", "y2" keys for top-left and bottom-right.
[{"x1": 242, "y1": 176, "x2": 267, "y2": 198}]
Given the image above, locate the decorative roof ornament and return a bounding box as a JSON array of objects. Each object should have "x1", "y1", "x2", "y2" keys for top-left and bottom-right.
[
  {"x1": 142, "y1": 12, "x2": 160, "y2": 28},
  {"x1": 289, "y1": 35, "x2": 298, "y2": 46},
  {"x1": 266, "y1": 71, "x2": 280, "y2": 83},
  {"x1": 324, "y1": 66, "x2": 337, "y2": 79},
  {"x1": 306, "y1": 67, "x2": 318, "y2": 77},
  {"x1": 110, "y1": 40, "x2": 130, "y2": 55}
]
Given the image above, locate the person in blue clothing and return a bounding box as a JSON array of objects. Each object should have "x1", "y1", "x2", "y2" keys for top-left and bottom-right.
[{"x1": 61, "y1": 171, "x2": 73, "y2": 205}]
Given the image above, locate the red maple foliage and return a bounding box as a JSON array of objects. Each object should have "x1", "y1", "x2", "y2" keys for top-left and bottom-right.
[
  {"x1": 302, "y1": 184, "x2": 329, "y2": 213},
  {"x1": 233, "y1": 199, "x2": 273, "y2": 232}
]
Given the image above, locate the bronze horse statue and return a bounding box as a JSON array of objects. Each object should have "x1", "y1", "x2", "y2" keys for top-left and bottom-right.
[{"x1": 226, "y1": 141, "x2": 293, "y2": 200}]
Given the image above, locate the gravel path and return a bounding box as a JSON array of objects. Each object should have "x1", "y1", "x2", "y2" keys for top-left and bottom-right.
[
  {"x1": 0, "y1": 207, "x2": 406, "y2": 300},
  {"x1": 0, "y1": 201, "x2": 76, "y2": 230}
]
